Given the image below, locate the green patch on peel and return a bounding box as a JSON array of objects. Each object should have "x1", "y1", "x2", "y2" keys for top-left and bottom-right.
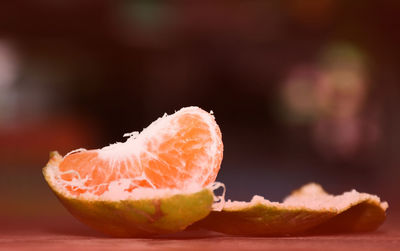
[{"x1": 56, "y1": 188, "x2": 213, "y2": 237}]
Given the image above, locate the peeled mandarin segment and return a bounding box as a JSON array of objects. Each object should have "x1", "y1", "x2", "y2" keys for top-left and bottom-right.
[
  {"x1": 43, "y1": 152, "x2": 214, "y2": 237},
  {"x1": 53, "y1": 106, "x2": 223, "y2": 197},
  {"x1": 194, "y1": 183, "x2": 387, "y2": 236}
]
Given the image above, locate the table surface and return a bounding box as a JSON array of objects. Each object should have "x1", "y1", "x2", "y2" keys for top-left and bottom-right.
[
  {"x1": 0, "y1": 212, "x2": 400, "y2": 251},
  {"x1": 1, "y1": 214, "x2": 399, "y2": 251}
]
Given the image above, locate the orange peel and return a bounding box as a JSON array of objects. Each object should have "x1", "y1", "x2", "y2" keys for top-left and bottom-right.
[
  {"x1": 194, "y1": 183, "x2": 387, "y2": 236},
  {"x1": 42, "y1": 106, "x2": 388, "y2": 237}
]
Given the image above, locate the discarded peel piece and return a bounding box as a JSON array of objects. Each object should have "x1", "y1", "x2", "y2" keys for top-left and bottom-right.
[
  {"x1": 194, "y1": 183, "x2": 388, "y2": 236},
  {"x1": 286, "y1": 183, "x2": 388, "y2": 234},
  {"x1": 43, "y1": 152, "x2": 214, "y2": 237}
]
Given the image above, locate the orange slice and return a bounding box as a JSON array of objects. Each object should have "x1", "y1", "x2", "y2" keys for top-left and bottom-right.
[{"x1": 53, "y1": 106, "x2": 223, "y2": 199}]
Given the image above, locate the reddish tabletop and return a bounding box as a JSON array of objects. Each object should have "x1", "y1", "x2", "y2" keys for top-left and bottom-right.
[{"x1": 1, "y1": 213, "x2": 399, "y2": 251}]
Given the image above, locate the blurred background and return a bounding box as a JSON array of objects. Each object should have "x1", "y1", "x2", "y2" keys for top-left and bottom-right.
[{"x1": 1, "y1": 1, "x2": 399, "y2": 231}]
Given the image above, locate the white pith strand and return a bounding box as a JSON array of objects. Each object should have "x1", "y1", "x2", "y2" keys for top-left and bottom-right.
[
  {"x1": 209, "y1": 181, "x2": 226, "y2": 211},
  {"x1": 64, "y1": 148, "x2": 87, "y2": 158}
]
